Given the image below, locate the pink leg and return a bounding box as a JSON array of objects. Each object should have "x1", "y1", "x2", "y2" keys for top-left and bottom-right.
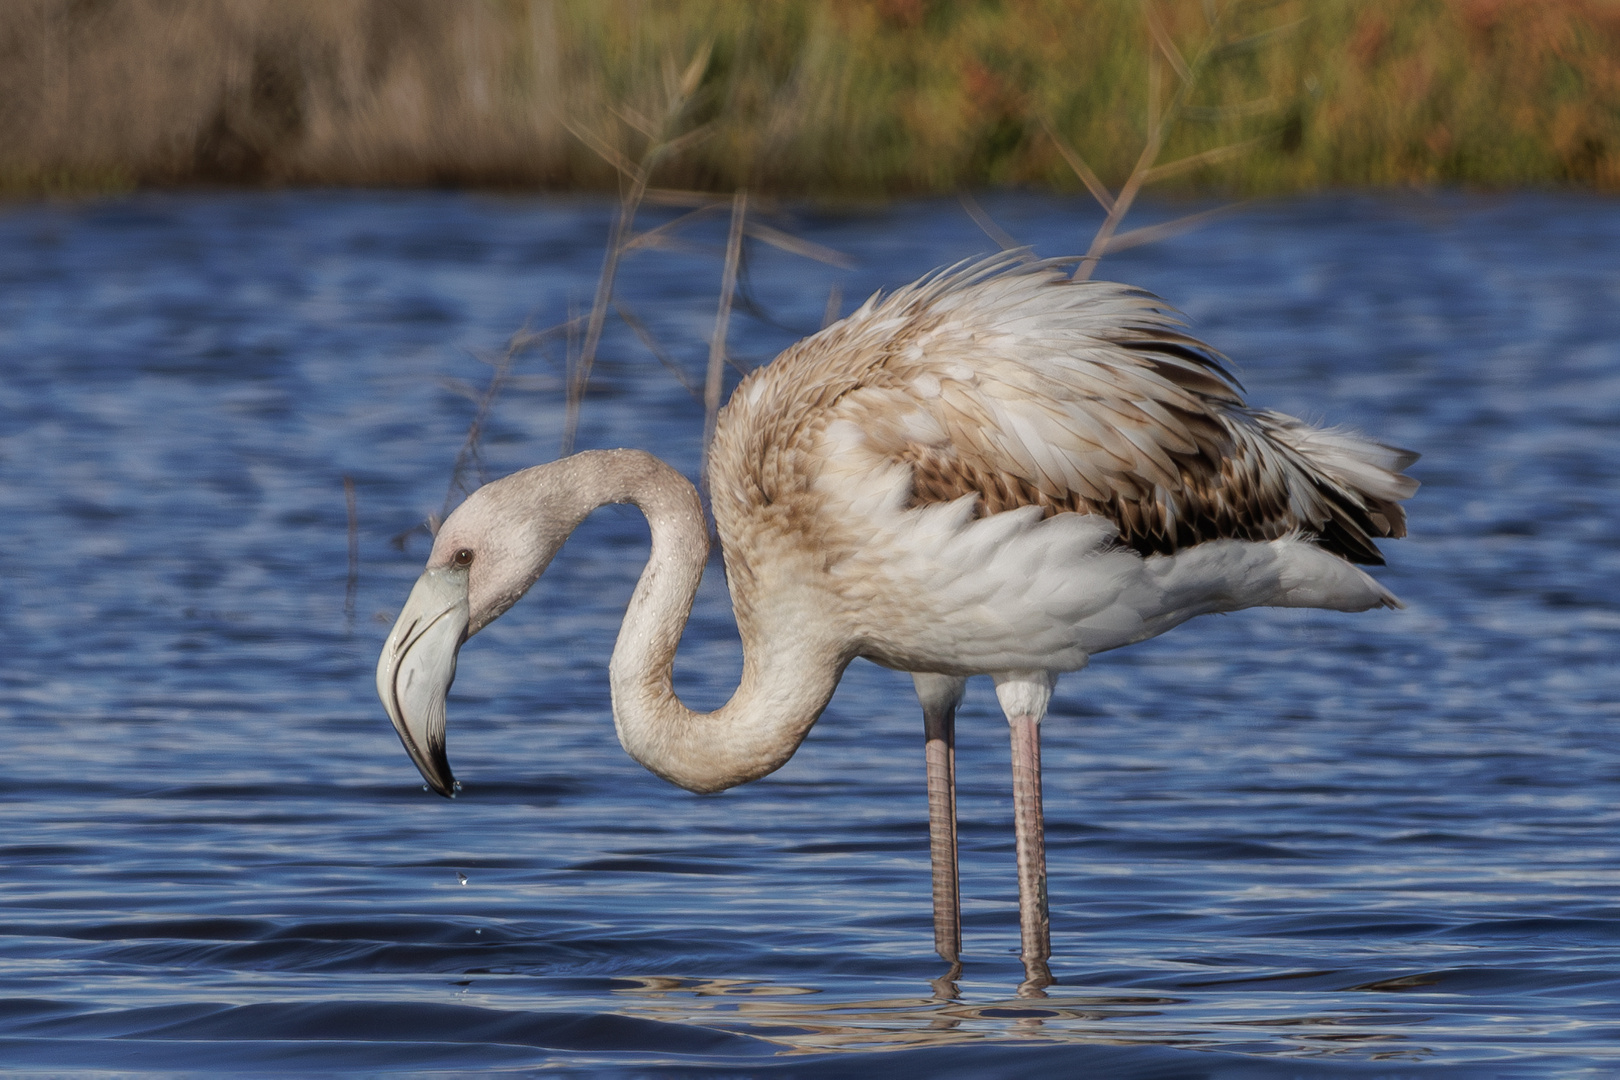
[
  {"x1": 1008, "y1": 712, "x2": 1051, "y2": 989},
  {"x1": 914, "y1": 674, "x2": 966, "y2": 972},
  {"x1": 925, "y1": 702, "x2": 960, "y2": 965},
  {"x1": 996, "y1": 671, "x2": 1055, "y2": 992}
]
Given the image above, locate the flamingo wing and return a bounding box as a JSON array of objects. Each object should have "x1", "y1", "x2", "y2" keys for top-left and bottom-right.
[{"x1": 825, "y1": 255, "x2": 1418, "y2": 565}]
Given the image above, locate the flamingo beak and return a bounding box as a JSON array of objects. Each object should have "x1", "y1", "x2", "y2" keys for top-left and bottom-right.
[{"x1": 377, "y1": 566, "x2": 470, "y2": 798}]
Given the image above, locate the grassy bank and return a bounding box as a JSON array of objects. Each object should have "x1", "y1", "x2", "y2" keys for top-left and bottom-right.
[{"x1": 4, "y1": 0, "x2": 1619, "y2": 198}]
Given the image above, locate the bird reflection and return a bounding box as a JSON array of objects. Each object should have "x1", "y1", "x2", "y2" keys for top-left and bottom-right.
[
  {"x1": 607, "y1": 973, "x2": 1420, "y2": 1058},
  {"x1": 929, "y1": 962, "x2": 962, "y2": 1003},
  {"x1": 1017, "y1": 962, "x2": 1052, "y2": 1000}
]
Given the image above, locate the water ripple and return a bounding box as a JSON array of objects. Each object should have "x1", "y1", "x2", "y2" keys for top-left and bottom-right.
[{"x1": 1, "y1": 190, "x2": 1617, "y2": 1074}]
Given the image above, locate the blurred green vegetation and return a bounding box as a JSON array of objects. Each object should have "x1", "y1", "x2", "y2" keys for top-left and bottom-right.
[{"x1": 3, "y1": 0, "x2": 1618, "y2": 197}]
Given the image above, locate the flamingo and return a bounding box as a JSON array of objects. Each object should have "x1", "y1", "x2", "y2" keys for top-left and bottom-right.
[{"x1": 377, "y1": 252, "x2": 1417, "y2": 988}]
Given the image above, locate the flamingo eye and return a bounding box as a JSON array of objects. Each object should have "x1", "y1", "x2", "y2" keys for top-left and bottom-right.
[{"x1": 452, "y1": 548, "x2": 474, "y2": 567}]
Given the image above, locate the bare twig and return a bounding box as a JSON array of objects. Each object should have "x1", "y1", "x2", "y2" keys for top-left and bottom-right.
[
  {"x1": 621, "y1": 203, "x2": 726, "y2": 253},
  {"x1": 1141, "y1": 136, "x2": 1263, "y2": 184},
  {"x1": 562, "y1": 118, "x2": 637, "y2": 180},
  {"x1": 437, "y1": 377, "x2": 483, "y2": 404},
  {"x1": 1044, "y1": 3, "x2": 1268, "y2": 270},
  {"x1": 702, "y1": 190, "x2": 747, "y2": 484},
  {"x1": 444, "y1": 343, "x2": 518, "y2": 519},
  {"x1": 644, "y1": 187, "x2": 731, "y2": 207},
  {"x1": 561, "y1": 185, "x2": 641, "y2": 455},
  {"x1": 1039, "y1": 116, "x2": 1115, "y2": 215},
  {"x1": 549, "y1": 38, "x2": 850, "y2": 476},
  {"x1": 609, "y1": 102, "x2": 662, "y2": 141},
  {"x1": 1074, "y1": 0, "x2": 1239, "y2": 282},
  {"x1": 1182, "y1": 97, "x2": 1278, "y2": 122},
  {"x1": 958, "y1": 192, "x2": 1022, "y2": 251},
  {"x1": 560, "y1": 39, "x2": 714, "y2": 456},
  {"x1": 1103, "y1": 201, "x2": 1248, "y2": 254},
  {"x1": 742, "y1": 221, "x2": 855, "y2": 268},
  {"x1": 1145, "y1": 1, "x2": 1194, "y2": 84},
  {"x1": 732, "y1": 258, "x2": 820, "y2": 339},
  {"x1": 655, "y1": 120, "x2": 720, "y2": 161},
  {"x1": 614, "y1": 298, "x2": 702, "y2": 401},
  {"x1": 561, "y1": 295, "x2": 583, "y2": 455},
  {"x1": 1148, "y1": 41, "x2": 1163, "y2": 144},
  {"x1": 1074, "y1": 118, "x2": 1162, "y2": 280},
  {"x1": 822, "y1": 283, "x2": 843, "y2": 329},
  {"x1": 442, "y1": 316, "x2": 580, "y2": 519},
  {"x1": 675, "y1": 37, "x2": 714, "y2": 100},
  {"x1": 625, "y1": 234, "x2": 718, "y2": 258}
]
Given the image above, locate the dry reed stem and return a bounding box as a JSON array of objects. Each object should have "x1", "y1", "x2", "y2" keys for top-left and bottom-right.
[
  {"x1": 741, "y1": 221, "x2": 854, "y2": 269},
  {"x1": 1141, "y1": 137, "x2": 1264, "y2": 184},
  {"x1": 702, "y1": 190, "x2": 747, "y2": 485},
  {"x1": 422, "y1": 35, "x2": 852, "y2": 505},
  {"x1": 445, "y1": 345, "x2": 520, "y2": 518},
  {"x1": 443, "y1": 317, "x2": 579, "y2": 522},
  {"x1": 1104, "y1": 200, "x2": 1248, "y2": 253},
  {"x1": 957, "y1": 192, "x2": 1021, "y2": 251},
  {"x1": 614, "y1": 298, "x2": 702, "y2": 401},
  {"x1": 549, "y1": 33, "x2": 848, "y2": 471},
  {"x1": 622, "y1": 204, "x2": 725, "y2": 253},
  {"x1": 1074, "y1": 74, "x2": 1168, "y2": 277},
  {"x1": 645, "y1": 189, "x2": 733, "y2": 208},
  {"x1": 1145, "y1": 2, "x2": 1196, "y2": 84},
  {"x1": 561, "y1": 185, "x2": 639, "y2": 455},
  {"x1": 560, "y1": 40, "x2": 713, "y2": 456},
  {"x1": 1038, "y1": 118, "x2": 1115, "y2": 214},
  {"x1": 822, "y1": 284, "x2": 843, "y2": 330},
  {"x1": 1072, "y1": 0, "x2": 1249, "y2": 282}
]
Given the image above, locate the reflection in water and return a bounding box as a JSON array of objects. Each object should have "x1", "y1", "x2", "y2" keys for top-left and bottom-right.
[
  {"x1": 609, "y1": 975, "x2": 1428, "y2": 1060},
  {"x1": 1019, "y1": 956, "x2": 1053, "y2": 998}
]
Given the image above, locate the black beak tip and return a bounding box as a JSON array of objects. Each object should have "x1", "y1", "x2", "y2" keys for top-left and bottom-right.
[
  {"x1": 424, "y1": 754, "x2": 458, "y2": 799},
  {"x1": 405, "y1": 736, "x2": 458, "y2": 799}
]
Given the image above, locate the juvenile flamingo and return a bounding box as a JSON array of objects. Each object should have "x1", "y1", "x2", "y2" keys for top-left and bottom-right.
[{"x1": 377, "y1": 253, "x2": 1417, "y2": 987}]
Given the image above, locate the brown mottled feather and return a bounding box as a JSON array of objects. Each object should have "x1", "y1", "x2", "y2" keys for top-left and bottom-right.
[{"x1": 710, "y1": 253, "x2": 1417, "y2": 572}]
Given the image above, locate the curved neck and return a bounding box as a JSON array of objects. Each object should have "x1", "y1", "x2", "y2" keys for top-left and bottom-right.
[{"x1": 551, "y1": 450, "x2": 843, "y2": 793}]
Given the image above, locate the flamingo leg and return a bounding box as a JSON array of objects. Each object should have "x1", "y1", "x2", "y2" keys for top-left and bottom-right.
[
  {"x1": 913, "y1": 674, "x2": 967, "y2": 969},
  {"x1": 924, "y1": 702, "x2": 960, "y2": 963},
  {"x1": 996, "y1": 672, "x2": 1055, "y2": 990},
  {"x1": 1008, "y1": 713, "x2": 1051, "y2": 988}
]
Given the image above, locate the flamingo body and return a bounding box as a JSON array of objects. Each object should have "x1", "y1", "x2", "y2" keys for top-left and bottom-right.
[
  {"x1": 378, "y1": 253, "x2": 1416, "y2": 985},
  {"x1": 708, "y1": 255, "x2": 1409, "y2": 678}
]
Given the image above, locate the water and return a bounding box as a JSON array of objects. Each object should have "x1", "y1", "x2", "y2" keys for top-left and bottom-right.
[{"x1": 1, "y1": 190, "x2": 1618, "y2": 1077}]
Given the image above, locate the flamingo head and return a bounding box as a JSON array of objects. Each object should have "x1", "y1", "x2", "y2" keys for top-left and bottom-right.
[{"x1": 375, "y1": 464, "x2": 576, "y2": 797}]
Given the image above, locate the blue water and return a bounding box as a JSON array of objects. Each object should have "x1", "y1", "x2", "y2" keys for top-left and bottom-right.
[{"x1": 1, "y1": 190, "x2": 1618, "y2": 1077}]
